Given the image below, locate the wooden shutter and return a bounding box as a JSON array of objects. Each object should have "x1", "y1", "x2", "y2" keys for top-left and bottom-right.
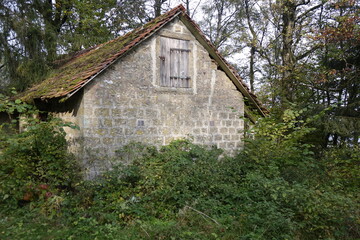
[
  {"x1": 160, "y1": 37, "x2": 170, "y2": 87},
  {"x1": 160, "y1": 37, "x2": 190, "y2": 88}
]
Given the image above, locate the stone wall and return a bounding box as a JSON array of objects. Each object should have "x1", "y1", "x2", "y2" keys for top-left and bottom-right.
[{"x1": 64, "y1": 18, "x2": 245, "y2": 177}]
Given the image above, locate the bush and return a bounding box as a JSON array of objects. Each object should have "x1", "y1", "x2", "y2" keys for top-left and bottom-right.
[
  {"x1": 0, "y1": 104, "x2": 358, "y2": 239},
  {"x1": 0, "y1": 96, "x2": 81, "y2": 208},
  {"x1": 69, "y1": 136, "x2": 358, "y2": 239}
]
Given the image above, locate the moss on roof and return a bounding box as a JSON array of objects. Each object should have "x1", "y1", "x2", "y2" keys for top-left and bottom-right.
[{"x1": 20, "y1": 5, "x2": 185, "y2": 102}]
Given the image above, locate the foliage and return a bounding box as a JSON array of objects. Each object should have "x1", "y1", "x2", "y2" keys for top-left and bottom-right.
[
  {"x1": 0, "y1": 96, "x2": 81, "y2": 208},
  {"x1": 0, "y1": 106, "x2": 358, "y2": 239},
  {"x1": 0, "y1": 91, "x2": 39, "y2": 146},
  {"x1": 311, "y1": 0, "x2": 360, "y2": 147},
  {"x1": 0, "y1": 90, "x2": 38, "y2": 124}
]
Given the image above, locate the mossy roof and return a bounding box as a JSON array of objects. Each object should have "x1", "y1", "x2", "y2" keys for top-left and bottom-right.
[{"x1": 20, "y1": 5, "x2": 267, "y2": 116}]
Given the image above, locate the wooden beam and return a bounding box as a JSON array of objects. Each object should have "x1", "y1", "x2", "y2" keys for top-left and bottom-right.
[{"x1": 244, "y1": 105, "x2": 257, "y2": 123}]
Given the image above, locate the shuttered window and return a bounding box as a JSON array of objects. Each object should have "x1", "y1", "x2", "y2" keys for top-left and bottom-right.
[{"x1": 160, "y1": 37, "x2": 190, "y2": 88}]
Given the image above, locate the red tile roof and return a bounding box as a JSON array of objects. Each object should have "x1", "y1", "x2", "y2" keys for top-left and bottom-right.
[{"x1": 20, "y1": 5, "x2": 267, "y2": 116}]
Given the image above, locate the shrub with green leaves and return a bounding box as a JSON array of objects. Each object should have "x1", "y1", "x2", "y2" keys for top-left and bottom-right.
[
  {"x1": 0, "y1": 95, "x2": 81, "y2": 208},
  {"x1": 0, "y1": 118, "x2": 81, "y2": 207},
  {"x1": 70, "y1": 135, "x2": 358, "y2": 239},
  {"x1": 0, "y1": 106, "x2": 358, "y2": 239}
]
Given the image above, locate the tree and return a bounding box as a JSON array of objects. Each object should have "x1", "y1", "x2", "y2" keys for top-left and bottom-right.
[
  {"x1": 152, "y1": 0, "x2": 169, "y2": 17},
  {"x1": 200, "y1": 0, "x2": 325, "y2": 101},
  {"x1": 223, "y1": 0, "x2": 358, "y2": 147},
  {"x1": 199, "y1": 0, "x2": 242, "y2": 56},
  {"x1": 179, "y1": 0, "x2": 203, "y2": 16},
  {"x1": 244, "y1": 0, "x2": 325, "y2": 107},
  {"x1": 309, "y1": 0, "x2": 360, "y2": 147}
]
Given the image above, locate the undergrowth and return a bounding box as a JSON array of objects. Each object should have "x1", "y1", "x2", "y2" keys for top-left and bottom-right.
[{"x1": 0, "y1": 103, "x2": 358, "y2": 239}]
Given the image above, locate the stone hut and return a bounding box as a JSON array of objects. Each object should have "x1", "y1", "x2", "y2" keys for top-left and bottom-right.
[{"x1": 20, "y1": 5, "x2": 266, "y2": 177}]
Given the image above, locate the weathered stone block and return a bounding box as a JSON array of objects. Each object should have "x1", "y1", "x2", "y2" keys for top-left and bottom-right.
[
  {"x1": 135, "y1": 130, "x2": 144, "y2": 135},
  {"x1": 103, "y1": 119, "x2": 112, "y2": 128},
  {"x1": 103, "y1": 137, "x2": 115, "y2": 145},
  {"x1": 195, "y1": 136, "x2": 205, "y2": 143},
  {"x1": 84, "y1": 108, "x2": 94, "y2": 116},
  {"x1": 95, "y1": 128, "x2": 108, "y2": 136},
  {"x1": 165, "y1": 137, "x2": 177, "y2": 144},
  {"x1": 209, "y1": 127, "x2": 218, "y2": 134},
  {"x1": 185, "y1": 121, "x2": 195, "y2": 127},
  {"x1": 147, "y1": 127, "x2": 158, "y2": 135},
  {"x1": 229, "y1": 113, "x2": 238, "y2": 119},
  {"x1": 232, "y1": 120, "x2": 240, "y2": 127},
  {"x1": 220, "y1": 128, "x2": 228, "y2": 134},
  {"x1": 218, "y1": 142, "x2": 226, "y2": 149},
  {"x1": 94, "y1": 108, "x2": 110, "y2": 117},
  {"x1": 214, "y1": 135, "x2": 222, "y2": 141},
  {"x1": 111, "y1": 109, "x2": 122, "y2": 117},
  {"x1": 164, "y1": 119, "x2": 175, "y2": 127},
  {"x1": 123, "y1": 108, "x2": 137, "y2": 116},
  {"x1": 193, "y1": 128, "x2": 200, "y2": 134},
  {"x1": 145, "y1": 109, "x2": 158, "y2": 118},
  {"x1": 114, "y1": 118, "x2": 127, "y2": 125},
  {"x1": 195, "y1": 121, "x2": 203, "y2": 127},
  {"x1": 84, "y1": 137, "x2": 101, "y2": 145},
  {"x1": 231, "y1": 135, "x2": 240, "y2": 141},
  {"x1": 229, "y1": 128, "x2": 236, "y2": 134},
  {"x1": 152, "y1": 119, "x2": 162, "y2": 126},
  {"x1": 125, "y1": 128, "x2": 134, "y2": 135},
  {"x1": 137, "y1": 109, "x2": 145, "y2": 118},
  {"x1": 115, "y1": 137, "x2": 125, "y2": 145},
  {"x1": 172, "y1": 128, "x2": 181, "y2": 135},
  {"x1": 161, "y1": 127, "x2": 170, "y2": 135},
  {"x1": 110, "y1": 128, "x2": 123, "y2": 136}
]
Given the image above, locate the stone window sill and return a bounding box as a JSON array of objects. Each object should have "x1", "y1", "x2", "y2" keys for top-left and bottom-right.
[{"x1": 153, "y1": 86, "x2": 195, "y2": 95}]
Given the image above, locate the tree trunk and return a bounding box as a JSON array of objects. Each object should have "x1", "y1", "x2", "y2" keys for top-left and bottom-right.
[
  {"x1": 249, "y1": 46, "x2": 255, "y2": 92},
  {"x1": 280, "y1": 0, "x2": 297, "y2": 105},
  {"x1": 154, "y1": 0, "x2": 167, "y2": 17}
]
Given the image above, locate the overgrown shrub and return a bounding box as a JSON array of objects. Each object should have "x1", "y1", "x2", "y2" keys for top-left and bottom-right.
[
  {"x1": 1, "y1": 119, "x2": 81, "y2": 205},
  {"x1": 0, "y1": 95, "x2": 81, "y2": 208},
  {"x1": 0, "y1": 105, "x2": 358, "y2": 239},
  {"x1": 68, "y1": 137, "x2": 358, "y2": 239}
]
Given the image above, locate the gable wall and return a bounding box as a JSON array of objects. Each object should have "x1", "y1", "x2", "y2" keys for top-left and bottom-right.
[{"x1": 79, "y1": 18, "x2": 244, "y2": 177}]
